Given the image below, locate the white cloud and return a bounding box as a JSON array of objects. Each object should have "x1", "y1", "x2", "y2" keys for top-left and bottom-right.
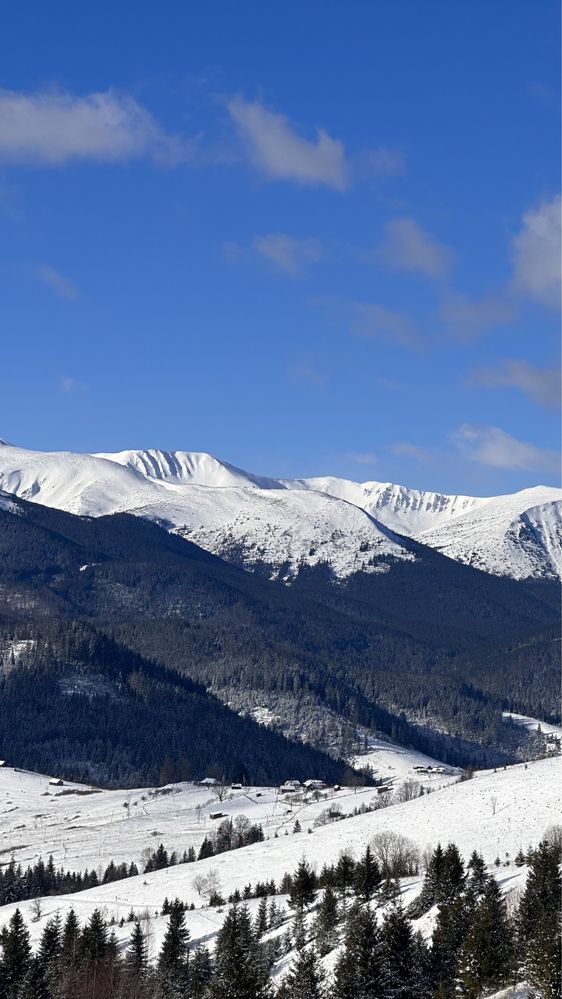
[
  {"x1": 390, "y1": 442, "x2": 435, "y2": 463},
  {"x1": 352, "y1": 302, "x2": 425, "y2": 350},
  {"x1": 469, "y1": 359, "x2": 561, "y2": 408},
  {"x1": 453, "y1": 423, "x2": 559, "y2": 474},
  {"x1": 37, "y1": 265, "x2": 78, "y2": 300},
  {"x1": 375, "y1": 217, "x2": 453, "y2": 279},
  {"x1": 253, "y1": 233, "x2": 323, "y2": 276},
  {"x1": 440, "y1": 292, "x2": 516, "y2": 340},
  {"x1": 0, "y1": 89, "x2": 191, "y2": 165},
  {"x1": 511, "y1": 194, "x2": 561, "y2": 310},
  {"x1": 227, "y1": 97, "x2": 348, "y2": 190},
  {"x1": 59, "y1": 376, "x2": 88, "y2": 394},
  {"x1": 346, "y1": 451, "x2": 378, "y2": 466}
]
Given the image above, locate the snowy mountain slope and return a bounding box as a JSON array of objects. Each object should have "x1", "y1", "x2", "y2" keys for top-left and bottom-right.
[
  {"x1": 95, "y1": 447, "x2": 282, "y2": 490},
  {"x1": 0, "y1": 443, "x2": 416, "y2": 579},
  {"x1": 142, "y1": 487, "x2": 414, "y2": 579},
  {"x1": 0, "y1": 442, "x2": 161, "y2": 517},
  {"x1": 416, "y1": 489, "x2": 562, "y2": 580},
  {"x1": 289, "y1": 476, "x2": 488, "y2": 534},
  {"x1": 0, "y1": 440, "x2": 560, "y2": 580},
  {"x1": 0, "y1": 755, "x2": 558, "y2": 959}
]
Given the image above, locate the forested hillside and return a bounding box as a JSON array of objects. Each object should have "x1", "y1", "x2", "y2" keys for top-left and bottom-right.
[{"x1": 0, "y1": 493, "x2": 559, "y2": 782}]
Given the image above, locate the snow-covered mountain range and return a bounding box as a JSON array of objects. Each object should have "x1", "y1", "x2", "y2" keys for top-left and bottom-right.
[{"x1": 0, "y1": 440, "x2": 560, "y2": 581}]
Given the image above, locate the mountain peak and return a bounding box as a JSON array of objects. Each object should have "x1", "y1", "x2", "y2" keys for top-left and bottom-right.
[{"x1": 95, "y1": 448, "x2": 283, "y2": 491}]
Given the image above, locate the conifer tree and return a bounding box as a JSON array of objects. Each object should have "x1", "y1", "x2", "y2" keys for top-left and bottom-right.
[
  {"x1": 466, "y1": 851, "x2": 488, "y2": 896},
  {"x1": 314, "y1": 885, "x2": 339, "y2": 956},
  {"x1": 209, "y1": 903, "x2": 271, "y2": 998},
  {"x1": 332, "y1": 903, "x2": 388, "y2": 999},
  {"x1": 518, "y1": 841, "x2": 562, "y2": 999},
  {"x1": 128, "y1": 919, "x2": 147, "y2": 973},
  {"x1": 158, "y1": 903, "x2": 190, "y2": 996},
  {"x1": 190, "y1": 945, "x2": 213, "y2": 998},
  {"x1": 80, "y1": 908, "x2": 108, "y2": 964},
  {"x1": 20, "y1": 957, "x2": 52, "y2": 999},
  {"x1": 457, "y1": 878, "x2": 514, "y2": 997},
  {"x1": 431, "y1": 890, "x2": 475, "y2": 998},
  {"x1": 255, "y1": 897, "x2": 268, "y2": 937},
  {"x1": 60, "y1": 909, "x2": 80, "y2": 970},
  {"x1": 277, "y1": 946, "x2": 326, "y2": 999},
  {"x1": 334, "y1": 853, "x2": 355, "y2": 908},
  {"x1": 412, "y1": 930, "x2": 432, "y2": 999},
  {"x1": 1, "y1": 908, "x2": 32, "y2": 996},
  {"x1": 408, "y1": 843, "x2": 445, "y2": 917},
  {"x1": 440, "y1": 844, "x2": 465, "y2": 902},
  {"x1": 426, "y1": 843, "x2": 445, "y2": 897},
  {"x1": 38, "y1": 915, "x2": 61, "y2": 981},
  {"x1": 381, "y1": 901, "x2": 417, "y2": 999},
  {"x1": 354, "y1": 846, "x2": 381, "y2": 903},
  {"x1": 288, "y1": 859, "x2": 318, "y2": 913}
]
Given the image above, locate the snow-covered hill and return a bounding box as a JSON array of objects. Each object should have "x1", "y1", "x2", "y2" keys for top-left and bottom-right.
[
  {"x1": 0, "y1": 441, "x2": 560, "y2": 580},
  {"x1": 0, "y1": 749, "x2": 457, "y2": 875},
  {"x1": 289, "y1": 476, "x2": 487, "y2": 534},
  {"x1": 416, "y1": 489, "x2": 562, "y2": 580},
  {"x1": 0, "y1": 755, "x2": 558, "y2": 960}
]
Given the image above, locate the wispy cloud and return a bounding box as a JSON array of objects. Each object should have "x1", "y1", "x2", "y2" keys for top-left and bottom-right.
[
  {"x1": 226, "y1": 97, "x2": 348, "y2": 190},
  {"x1": 439, "y1": 291, "x2": 516, "y2": 341},
  {"x1": 511, "y1": 194, "x2": 561, "y2": 310},
  {"x1": 59, "y1": 375, "x2": 89, "y2": 394},
  {"x1": 374, "y1": 217, "x2": 453, "y2": 279},
  {"x1": 351, "y1": 302, "x2": 425, "y2": 350},
  {"x1": 288, "y1": 356, "x2": 326, "y2": 387},
  {"x1": 452, "y1": 423, "x2": 559, "y2": 474},
  {"x1": 36, "y1": 265, "x2": 79, "y2": 300},
  {"x1": 0, "y1": 89, "x2": 193, "y2": 166},
  {"x1": 468, "y1": 359, "x2": 561, "y2": 408},
  {"x1": 346, "y1": 451, "x2": 378, "y2": 466},
  {"x1": 253, "y1": 233, "x2": 323, "y2": 276},
  {"x1": 389, "y1": 441, "x2": 435, "y2": 464}
]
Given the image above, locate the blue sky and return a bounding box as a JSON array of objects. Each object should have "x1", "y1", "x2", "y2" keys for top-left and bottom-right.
[{"x1": 0, "y1": 1, "x2": 560, "y2": 493}]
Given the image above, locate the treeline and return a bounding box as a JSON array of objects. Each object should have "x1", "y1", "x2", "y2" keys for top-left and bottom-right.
[
  {"x1": 0, "y1": 835, "x2": 559, "y2": 997},
  {"x1": 0, "y1": 818, "x2": 265, "y2": 907},
  {"x1": 0, "y1": 620, "x2": 360, "y2": 788}
]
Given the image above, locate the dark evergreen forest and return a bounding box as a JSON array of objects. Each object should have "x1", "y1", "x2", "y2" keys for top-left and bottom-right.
[{"x1": 0, "y1": 494, "x2": 559, "y2": 786}]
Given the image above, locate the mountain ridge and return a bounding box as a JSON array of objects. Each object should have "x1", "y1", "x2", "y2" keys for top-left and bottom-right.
[{"x1": 0, "y1": 441, "x2": 559, "y2": 581}]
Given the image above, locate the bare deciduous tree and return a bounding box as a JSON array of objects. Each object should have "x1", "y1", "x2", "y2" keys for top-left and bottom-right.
[
  {"x1": 370, "y1": 830, "x2": 420, "y2": 877},
  {"x1": 543, "y1": 823, "x2": 562, "y2": 854},
  {"x1": 395, "y1": 779, "x2": 421, "y2": 803},
  {"x1": 211, "y1": 780, "x2": 229, "y2": 803},
  {"x1": 192, "y1": 869, "x2": 222, "y2": 902}
]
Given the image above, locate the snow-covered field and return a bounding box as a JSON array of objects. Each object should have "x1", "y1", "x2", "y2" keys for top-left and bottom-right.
[
  {"x1": 503, "y1": 711, "x2": 562, "y2": 739},
  {"x1": 0, "y1": 750, "x2": 458, "y2": 875},
  {"x1": 351, "y1": 736, "x2": 461, "y2": 783},
  {"x1": 0, "y1": 755, "x2": 558, "y2": 960},
  {"x1": 0, "y1": 734, "x2": 464, "y2": 875},
  {"x1": 0, "y1": 441, "x2": 560, "y2": 580}
]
